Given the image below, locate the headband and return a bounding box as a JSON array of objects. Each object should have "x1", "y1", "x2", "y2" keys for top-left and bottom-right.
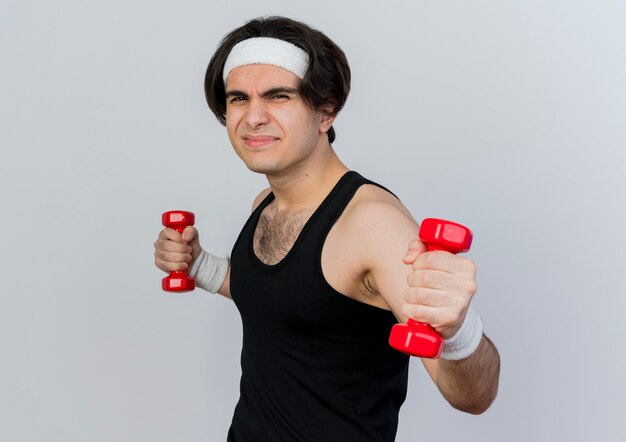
[{"x1": 222, "y1": 37, "x2": 309, "y2": 83}]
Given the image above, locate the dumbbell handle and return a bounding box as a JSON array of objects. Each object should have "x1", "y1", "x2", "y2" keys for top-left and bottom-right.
[
  {"x1": 389, "y1": 218, "x2": 472, "y2": 358},
  {"x1": 162, "y1": 210, "x2": 196, "y2": 292}
]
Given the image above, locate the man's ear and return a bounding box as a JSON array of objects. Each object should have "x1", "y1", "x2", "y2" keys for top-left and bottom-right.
[{"x1": 319, "y1": 106, "x2": 336, "y2": 133}]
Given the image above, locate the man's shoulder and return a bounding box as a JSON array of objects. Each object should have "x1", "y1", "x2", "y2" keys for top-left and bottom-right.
[
  {"x1": 251, "y1": 187, "x2": 272, "y2": 212},
  {"x1": 331, "y1": 181, "x2": 420, "y2": 293},
  {"x1": 333, "y1": 183, "x2": 420, "y2": 261},
  {"x1": 345, "y1": 183, "x2": 417, "y2": 229}
]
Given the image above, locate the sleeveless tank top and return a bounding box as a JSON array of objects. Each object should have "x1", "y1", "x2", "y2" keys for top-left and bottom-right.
[{"x1": 227, "y1": 171, "x2": 410, "y2": 442}]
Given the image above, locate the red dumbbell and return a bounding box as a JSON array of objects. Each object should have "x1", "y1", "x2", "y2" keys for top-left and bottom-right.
[
  {"x1": 161, "y1": 210, "x2": 196, "y2": 292},
  {"x1": 389, "y1": 218, "x2": 473, "y2": 358}
]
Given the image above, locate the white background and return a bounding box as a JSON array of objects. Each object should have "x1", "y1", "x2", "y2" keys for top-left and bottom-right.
[{"x1": 1, "y1": 1, "x2": 625, "y2": 441}]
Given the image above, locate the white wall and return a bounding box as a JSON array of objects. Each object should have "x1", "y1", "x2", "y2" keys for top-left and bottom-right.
[{"x1": 1, "y1": 1, "x2": 624, "y2": 441}]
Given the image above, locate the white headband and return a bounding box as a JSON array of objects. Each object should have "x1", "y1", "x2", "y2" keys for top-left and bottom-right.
[{"x1": 222, "y1": 37, "x2": 309, "y2": 83}]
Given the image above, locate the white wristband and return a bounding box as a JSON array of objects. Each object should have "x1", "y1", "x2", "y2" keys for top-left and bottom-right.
[
  {"x1": 441, "y1": 304, "x2": 483, "y2": 360},
  {"x1": 188, "y1": 249, "x2": 229, "y2": 294}
]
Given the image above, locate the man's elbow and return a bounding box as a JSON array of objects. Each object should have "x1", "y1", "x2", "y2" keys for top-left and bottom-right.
[
  {"x1": 448, "y1": 380, "x2": 499, "y2": 415},
  {"x1": 449, "y1": 395, "x2": 496, "y2": 415}
]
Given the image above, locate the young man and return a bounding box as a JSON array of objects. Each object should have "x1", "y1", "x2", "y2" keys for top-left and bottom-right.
[{"x1": 154, "y1": 16, "x2": 500, "y2": 441}]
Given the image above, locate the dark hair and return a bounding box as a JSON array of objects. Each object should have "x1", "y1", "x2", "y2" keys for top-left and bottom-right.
[{"x1": 204, "y1": 16, "x2": 351, "y2": 144}]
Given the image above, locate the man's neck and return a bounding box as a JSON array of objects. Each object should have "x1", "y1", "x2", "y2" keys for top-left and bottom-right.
[{"x1": 265, "y1": 147, "x2": 349, "y2": 211}]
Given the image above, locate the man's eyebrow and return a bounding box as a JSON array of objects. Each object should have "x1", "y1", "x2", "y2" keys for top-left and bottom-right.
[
  {"x1": 225, "y1": 87, "x2": 299, "y2": 99},
  {"x1": 260, "y1": 87, "x2": 299, "y2": 98},
  {"x1": 225, "y1": 90, "x2": 248, "y2": 99}
]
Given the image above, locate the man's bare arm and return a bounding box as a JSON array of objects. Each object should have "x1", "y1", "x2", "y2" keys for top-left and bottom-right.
[
  {"x1": 347, "y1": 191, "x2": 500, "y2": 413},
  {"x1": 422, "y1": 335, "x2": 500, "y2": 414}
]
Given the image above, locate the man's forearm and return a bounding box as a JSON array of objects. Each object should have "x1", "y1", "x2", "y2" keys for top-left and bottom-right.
[{"x1": 435, "y1": 334, "x2": 500, "y2": 414}]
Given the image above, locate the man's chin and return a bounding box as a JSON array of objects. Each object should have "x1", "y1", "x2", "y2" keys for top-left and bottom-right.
[{"x1": 244, "y1": 162, "x2": 276, "y2": 176}]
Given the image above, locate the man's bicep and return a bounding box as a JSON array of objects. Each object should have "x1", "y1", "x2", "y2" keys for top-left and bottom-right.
[
  {"x1": 361, "y1": 205, "x2": 442, "y2": 376},
  {"x1": 360, "y1": 203, "x2": 422, "y2": 323}
]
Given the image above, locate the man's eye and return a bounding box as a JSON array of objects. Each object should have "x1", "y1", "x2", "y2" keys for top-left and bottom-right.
[
  {"x1": 229, "y1": 96, "x2": 246, "y2": 104},
  {"x1": 272, "y1": 94, "x2": 289, "y2": 100}
]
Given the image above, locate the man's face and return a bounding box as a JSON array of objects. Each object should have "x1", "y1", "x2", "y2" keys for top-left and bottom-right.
[{"x1": 224, "y1": 64, "x2": 332, "y2": 177}]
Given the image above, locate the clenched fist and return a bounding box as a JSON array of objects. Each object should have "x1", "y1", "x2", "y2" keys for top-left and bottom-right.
[
  {"x1": 401, "y1": 241, "x2": 478, "y2": 339},
  {"x1": 154, "y1": 226, "x2": 202, "y2": 274}
]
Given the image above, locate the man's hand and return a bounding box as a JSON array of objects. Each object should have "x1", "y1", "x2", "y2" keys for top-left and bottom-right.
[
  {"x1": 401, "y1": 240, "x2": 478, "y2": 339},
  {"x1": 154, "y1": 226, "x2": 202, "y2": 274}
]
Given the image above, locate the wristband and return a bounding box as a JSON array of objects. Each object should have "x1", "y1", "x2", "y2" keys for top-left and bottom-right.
[
  {"x1": 441, "y1": 304, "x2": 483, "y2": 360},
  {"x1": 188, "y1": 249, "x2": 229, "y2": 293}
]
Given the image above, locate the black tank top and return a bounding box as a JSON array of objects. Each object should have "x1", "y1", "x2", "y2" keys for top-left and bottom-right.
[{"x1": 227, "y1": 171, "x2": 409, "y2": 442}]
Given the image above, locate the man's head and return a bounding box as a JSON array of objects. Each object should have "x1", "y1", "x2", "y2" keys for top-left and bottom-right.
[{"x1": 204, "y1": 16, "x2": 351, "y2": 144}]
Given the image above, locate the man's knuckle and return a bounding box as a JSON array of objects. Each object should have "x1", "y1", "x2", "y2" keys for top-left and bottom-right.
[
  {"x1": 468, "y1": 280, "x2": 478, "y2": 294},
  {"x1": 467, "y1": 259, "x2": 477, "y2": 274}
]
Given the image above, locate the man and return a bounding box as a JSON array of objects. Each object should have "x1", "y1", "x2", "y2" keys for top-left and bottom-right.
[{"x1": 154, "y1": 16, "x2": 500, "y2": 441}]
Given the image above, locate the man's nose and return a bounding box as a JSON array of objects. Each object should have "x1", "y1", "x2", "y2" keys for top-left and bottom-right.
[{"x1": 243, "y1": 98, "x2": 269, "y2": 129}]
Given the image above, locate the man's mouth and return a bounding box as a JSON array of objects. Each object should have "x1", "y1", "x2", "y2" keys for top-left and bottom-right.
[{"x1": 243, "y1": 136, "x2": 280, "y2": 148}]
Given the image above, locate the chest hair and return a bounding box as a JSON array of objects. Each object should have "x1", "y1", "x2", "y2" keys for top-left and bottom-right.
[{"x1": 253, "y1": 205, "x2": 314, "y2": 265}]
